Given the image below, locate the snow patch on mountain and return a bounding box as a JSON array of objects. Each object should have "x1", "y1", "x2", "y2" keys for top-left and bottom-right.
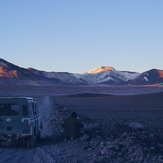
[
  {"x1": 76, "y1": 67, "x2": 140, "y2": 84},
  {"x1": 144, "y1": 76, "x2": 149, "y2": 81},
  {"x1": 120, "y1": 71, "x2": 140, "y2": 81},
  {"x1": 79, "y1": 71, "x2": 115, "y2": 84}
]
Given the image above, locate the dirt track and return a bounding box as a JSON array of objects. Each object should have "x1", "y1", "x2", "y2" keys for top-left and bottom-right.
[{"x1": 0, "y1": 96, "x2": 94, "y2": 163}]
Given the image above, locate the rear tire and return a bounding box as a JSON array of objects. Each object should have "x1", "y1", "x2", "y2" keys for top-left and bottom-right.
[
  {"x1": 36, "y1": 131, "x2": 41, "y2": 140},
  {"x1": 26, "y1": 136, "x2": 35, "y2": 148}
]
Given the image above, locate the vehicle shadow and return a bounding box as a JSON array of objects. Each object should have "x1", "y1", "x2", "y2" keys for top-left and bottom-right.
[
  {"x1": 36, "y1": 134, "x2": 65, "y2": 147},
  {"x1": 0, "y1": 134, "x2": 65, "y2": 149}
]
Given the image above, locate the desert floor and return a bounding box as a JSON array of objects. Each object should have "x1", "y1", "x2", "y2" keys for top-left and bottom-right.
[{"x1": 0, "y1": 90, "x2": 163, "y2": 162}]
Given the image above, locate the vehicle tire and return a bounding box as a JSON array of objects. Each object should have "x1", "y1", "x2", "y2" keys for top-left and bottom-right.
[
  {"x1": 26, "y1": 136, "x2": 35, "y2": 148},
  {"x1": 34, "y1": 127, "x2": 41, "y2": 140},
  {"x1": 36, "y1": 131, "x2": 41, "y2": 140}
]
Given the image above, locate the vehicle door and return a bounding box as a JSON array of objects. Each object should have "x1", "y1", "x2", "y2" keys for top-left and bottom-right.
[
  {"x1": 0, "y1": 104, "x2": 21, "y2": 134},
  {"x1": 21, "y1": 104, "x2": 30, "y2": 134},
  {"x1": 32, "y1": 102, "x2": 40, "y2": 135}
]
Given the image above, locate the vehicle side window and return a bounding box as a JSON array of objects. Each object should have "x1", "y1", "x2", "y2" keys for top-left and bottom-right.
[{"x1": 22, "y1": 105, "x2": 28, "y2": 116}]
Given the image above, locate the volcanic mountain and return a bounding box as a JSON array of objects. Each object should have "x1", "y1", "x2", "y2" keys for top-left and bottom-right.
[
  {"x1": 78, "y1": 66, "x2": 140, "y2": 84},
  {"x1": 28, "y1": 65, "x2": 140, "y2": 85},
  {"x1": 0, "y1": 58, "x2": 163, "y2": 86}
]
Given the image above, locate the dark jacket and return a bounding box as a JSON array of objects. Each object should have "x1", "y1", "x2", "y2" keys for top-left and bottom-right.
[{"x1": 63, "y1": 116, "x2": 83, "y2": 139}]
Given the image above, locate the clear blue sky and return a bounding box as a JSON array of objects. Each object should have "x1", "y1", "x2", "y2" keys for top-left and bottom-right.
[{"x1": 0, "y1": 0, "x2": 163, "y2": 73}]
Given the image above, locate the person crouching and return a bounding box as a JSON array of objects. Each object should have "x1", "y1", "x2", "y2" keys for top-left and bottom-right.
[{"x1": 63, "y1": 112, "x2": 83, "y2": 141}]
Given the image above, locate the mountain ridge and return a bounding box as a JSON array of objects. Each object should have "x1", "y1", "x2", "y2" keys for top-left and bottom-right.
[{"x1": 0, "y1": 58, "x2": 163, "y2": 86}]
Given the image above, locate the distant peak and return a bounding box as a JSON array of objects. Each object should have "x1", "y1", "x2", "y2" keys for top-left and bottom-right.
[
  {"x1": 88, "y1": 66, "x2": 115, "y2": 74},
  {"x1": 27, "y1": 67, "x2": 35, "y2": 71}
]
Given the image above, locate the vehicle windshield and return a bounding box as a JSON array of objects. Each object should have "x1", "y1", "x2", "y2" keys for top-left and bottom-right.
[{"x1": 0, "y1": 104, "x2": 19, "y2": 116}]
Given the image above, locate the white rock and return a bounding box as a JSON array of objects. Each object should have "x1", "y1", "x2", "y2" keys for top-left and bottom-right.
[{"x1": 129, "y1": 122, "x2": 144, "y2": 129}]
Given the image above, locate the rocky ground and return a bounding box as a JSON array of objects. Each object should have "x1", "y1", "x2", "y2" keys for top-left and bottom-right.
[
  {"x1": 0, "y1": 95, "x2": 163, "y2": 163},
  {"x1": 49, "y1": 100, "x2": 163, "y2": 163}
]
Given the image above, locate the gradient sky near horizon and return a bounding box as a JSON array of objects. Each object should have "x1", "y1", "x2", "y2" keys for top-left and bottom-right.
[{"x1": 0, "y1": 0, "x2": 163, "y2": 73}]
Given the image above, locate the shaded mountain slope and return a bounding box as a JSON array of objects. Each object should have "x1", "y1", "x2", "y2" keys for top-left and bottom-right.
[
  {"x1": 0, "y1": 58, "x2": 61, "y2": 85},
  {"x1": 130, "y1": 69, "x2": 163, "y2": 85}
]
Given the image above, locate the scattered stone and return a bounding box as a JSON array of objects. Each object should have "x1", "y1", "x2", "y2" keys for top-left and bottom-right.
[
  {"x1": 129, "y1": 122, "x2": 144, "y2": 129},
  {"x1": 80, "y1": 134, "x2": 90, "y2": 141}
]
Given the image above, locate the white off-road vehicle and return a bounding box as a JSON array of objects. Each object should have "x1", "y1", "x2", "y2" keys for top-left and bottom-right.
[{"x1": 0, "y1": 97, "x2": 42, "y2": 147}]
